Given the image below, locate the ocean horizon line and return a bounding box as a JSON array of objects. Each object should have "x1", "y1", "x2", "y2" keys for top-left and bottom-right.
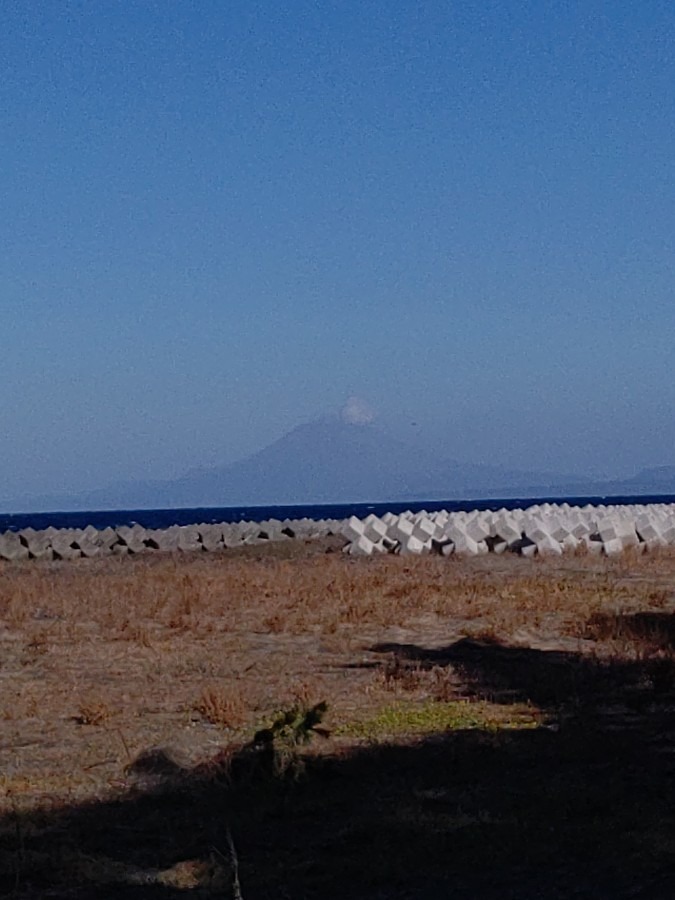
[{"x1": 3, "y1": 492, "x2": 675, "y2": 534}]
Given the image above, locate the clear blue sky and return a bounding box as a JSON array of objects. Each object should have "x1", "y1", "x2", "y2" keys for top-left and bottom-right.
[{"x1": 2, "y1": 1, "x2": 675, "y2": 500}]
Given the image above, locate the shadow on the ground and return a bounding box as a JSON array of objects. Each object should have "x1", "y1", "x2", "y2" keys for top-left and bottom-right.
[
  {"x1": 3, "y1": 616, "x2": 675, "y2": 899},
  {"x1": 583, "y1": 610, "x2": 675, "y2": 650}
]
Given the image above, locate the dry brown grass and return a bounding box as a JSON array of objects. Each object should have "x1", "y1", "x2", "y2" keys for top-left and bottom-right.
[
  {"x1": 194, "y1": 684, "x2": 248, "y2": 728},
  {"x1": 1, "y1": 541, "x2": 674, "y2": 804},
  {"x1": 1, "y1": 539, "x2": 675, "y2": 896}
]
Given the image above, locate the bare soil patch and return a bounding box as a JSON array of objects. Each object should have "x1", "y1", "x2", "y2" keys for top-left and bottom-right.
[{"x1": 1, "y1": 541, "x2": 675, "y2": 897}]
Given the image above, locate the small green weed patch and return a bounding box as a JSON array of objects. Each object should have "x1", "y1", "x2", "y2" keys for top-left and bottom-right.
[{"x1": 336, "y1": 699, "x2": 541, "y2": 740}]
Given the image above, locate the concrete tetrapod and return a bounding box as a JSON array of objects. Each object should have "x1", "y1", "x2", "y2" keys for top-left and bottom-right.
[
  {"x1": 399, "y1": 535, "x2": 431, "y2": 555},
  {"x1": 116, "y1": 525, "x2": 148, "y2": 554},
  {"x1": 178, "y1": 526, "x2": 202, "y2": 553},
  {"x1": 0, "y1": 531, "x2": 30, "y2": 561},
  {"x1": 199, "y1": 525, "x2": 225, "y2": 552},
  {"x1": 145, "y1": 527, "x2": 180, "y2": 552},
  {"x1": 346, "y1": 535, "x2": 377, "y2": 556},
  {"x1": 74, "y1": 536, "x2": 104, "y2": 558},
  {"x1": 18, "y1": 529, "x2": 54, "y2": 560},
  {"x1": 363, "y1": 516, "x2": 388, "y2": 544},
  {"x1": 51, "y1": 531, "x2": 82, "y2": 560},
  {"x1": 343, "y1": 516, "x2": 366, "y2": 543}
]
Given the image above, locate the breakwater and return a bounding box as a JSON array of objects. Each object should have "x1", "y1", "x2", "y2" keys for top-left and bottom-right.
[
  {"x1": 0, "y1": 517, "x2": 342, "y2": 561},
  {"x1": 341, "y1": 501, "x2": 675, "y2": 557},
  {"x1": 2, "y1": 501, "x2": 675, "y2": 562}
]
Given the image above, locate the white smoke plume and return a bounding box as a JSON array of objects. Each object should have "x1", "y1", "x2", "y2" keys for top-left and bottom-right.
[{"x1": 340, "y1": 395, "x2": 375, "y2": 425}]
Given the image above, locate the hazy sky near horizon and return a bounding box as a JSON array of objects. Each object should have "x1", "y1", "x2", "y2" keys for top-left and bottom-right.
[{"x1": 3, "y1": 1, "x2": 675, "y2": 500}]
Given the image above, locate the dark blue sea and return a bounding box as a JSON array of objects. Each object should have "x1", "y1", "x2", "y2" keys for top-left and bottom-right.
[{"x1": 2, "y1": 494, "x2": 675, "y2": 533}]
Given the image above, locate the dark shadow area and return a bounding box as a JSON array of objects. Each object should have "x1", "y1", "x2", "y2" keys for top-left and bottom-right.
[
  {"x1": 369, "y1": 632, "x2": 675, "y2": 711},
  {"x1": 3, "y1": 628, "x2": 675, "y2": 898},
  {"x1": 583, "y1": 611, "x2": 675, "y2": 651}
]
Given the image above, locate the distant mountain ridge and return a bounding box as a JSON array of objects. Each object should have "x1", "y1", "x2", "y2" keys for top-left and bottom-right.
[
  {"x1": 618, "y1": 466, "x2": 675, "y2": 489},
  {"x1": 2, "y1": 420, "x2": 674, "y2": 513}
]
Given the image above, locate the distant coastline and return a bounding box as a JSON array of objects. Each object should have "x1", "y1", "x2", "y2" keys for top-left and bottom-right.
[{"x1": 3, "y1": 422, "x2": 673, "y2": 519}]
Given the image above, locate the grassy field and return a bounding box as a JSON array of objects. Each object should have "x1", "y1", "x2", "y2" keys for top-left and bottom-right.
[{"x1": 1, "y1": 538, "x2": 675, "y2": 898}]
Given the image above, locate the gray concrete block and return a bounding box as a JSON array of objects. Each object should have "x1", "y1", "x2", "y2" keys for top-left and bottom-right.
[
  {"x1": 75, "y1": 538, "x2": 103, "y2": 558},
  {"x1": 399, "y1": 535, "x2": 431, "y2": 555},
  {"x1": 570, "y1": 519, "x2": 591, "y2": 538},
  {"x1": 511, "y1": 536, "x2": 536, "y2": 556},
  {"x1": 431, "y1": 538, "x2": 454, "y2": 556},
  {"x1": 635, "y1": 516, "x2": 663, "y2": 543},
  {"x1": 262, "y1": 517, "x2": 283, "y2": 531},
  {"x1": 116, "y1": 525, "x2": 148, "y2": 554},
  {"x1": 19, "y1": 529, "x2": 53, "y2": 559},
  {"x1": 441, "y1": 523, "x2": 467, "y2": 544},
  {"x1": 346, "y1": 535, "x2": 377, "y2": 556},
  {"x1": 238, "y1": 520, "x2": 262, "y2": 539},
  {"x1": 363, "y1": 516, "x2": 388, "y2": 543},
  {"x1": 343, "y1": 516, "x2": 366, "y2": 542},
  {"x1": 390, "y1": 517, "x2": 414, "y2": 543},
  {"x1": 548, "y1": 520, "x2": 572, "y2": 542},
  {"x1": 261, "y1": 526, "x2": 292, "y2": 542},
  {"x1": 535, "y1": 535, "x2": 563, "y2": 556},
  {"x1": 144, "y1": 528, "x2": 175, "y2": 551},
  {"x1": 596, "y1": 517, "x2": 639, "y2": 549},
  {"x1": 603, "y1": 537, "x2": 624, "y2": 556},
  {"x1": 199, "y1": 525, "x2": 225, "y2": 552},
  {"x1": 453, "y1": 533, "x2": 481, "y2": 555},
  {"x1": 583, "y1": 536, "x2": 604, "y2": 555},
  {"x1": 51, "y1": 531, "x2": 82, "y2": 560},
  {"x1": 177, "y1": 526, "x2": 202, "y2": 552},
  {"x1": 561, "y1": 534, "x2": 580, "y2": 552},
  {"x1": 413, "y1": 517, "x2": 438, "y2": 543},
  {"x1": 491, "y1": 517, "x2": 521, "y2": 544},
  {"x1": 96, "y1": 527, "x2": 119, "y2": 548},
  {"x1": 0, "y1": 531, "x2": 30, "y2": 561},
  {"x1": 524, "y1": 519, "x2": 552, "y2": 544},
  {"x1": 222, "y1": 524, "x2": 245, "y2": 547},
  {"x1": 464, "y1": 516, "x2": 490, "y2": 543}
]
